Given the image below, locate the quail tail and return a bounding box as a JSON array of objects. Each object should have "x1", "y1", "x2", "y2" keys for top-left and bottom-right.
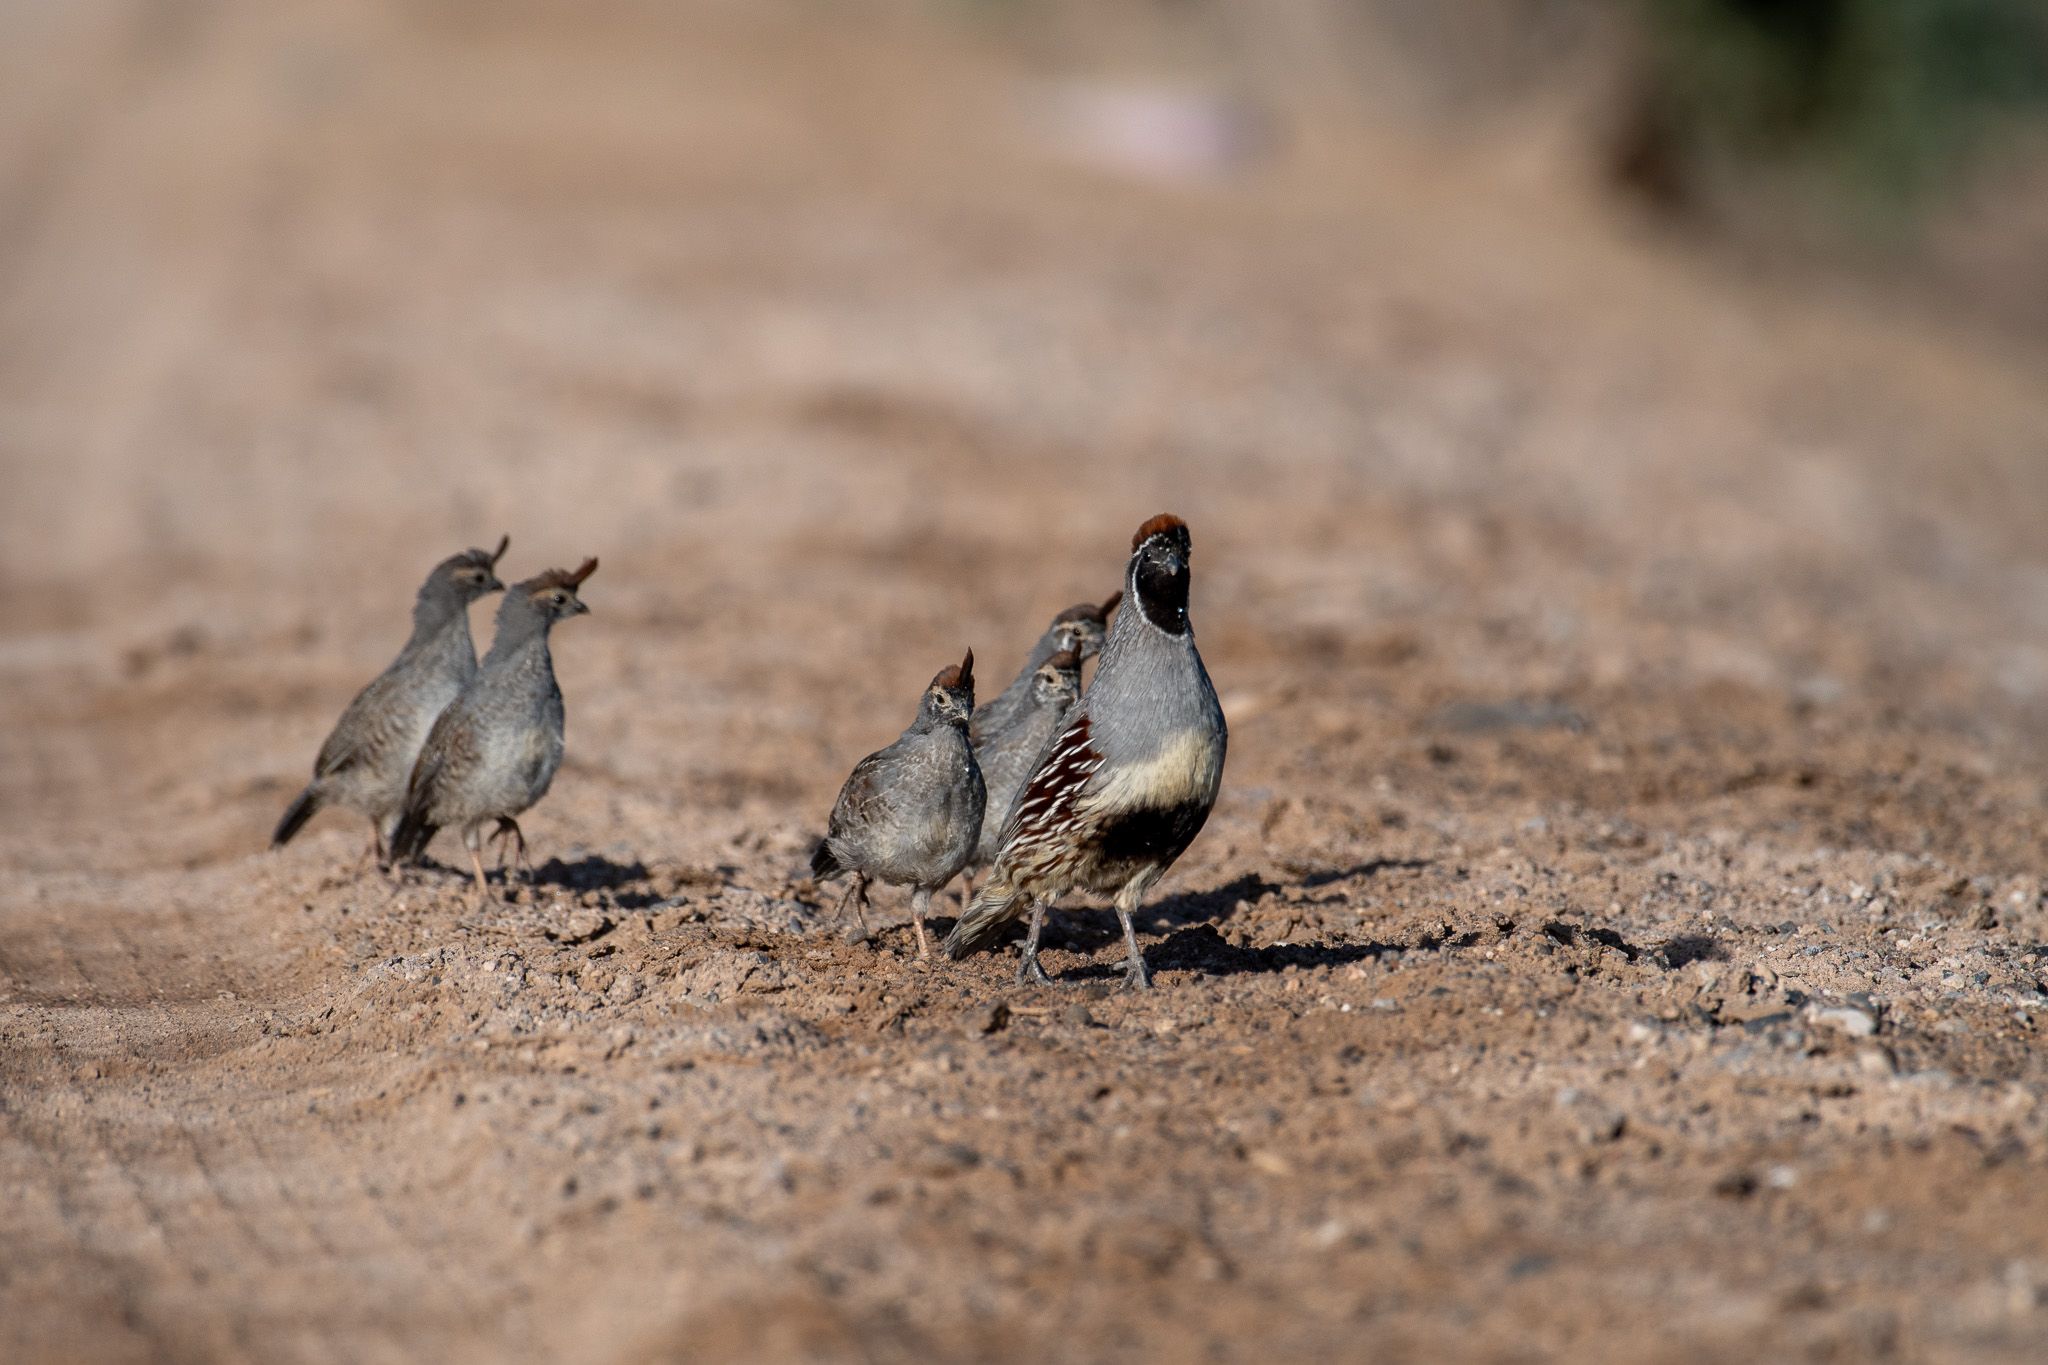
[
  {"x1": 809, "y1": 839, "x2": 843, "y2": 880},
  {"x1": 944, "y1": 875, "x2": 1029, "y2": 959},
  {"x1": 271, "y1": 787, "x2": 322, "y2": 848}
]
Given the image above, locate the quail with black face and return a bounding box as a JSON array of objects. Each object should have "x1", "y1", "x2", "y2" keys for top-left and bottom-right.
[{"x1": 946, "y1": 515, "x2": 1226, "y2": 989}]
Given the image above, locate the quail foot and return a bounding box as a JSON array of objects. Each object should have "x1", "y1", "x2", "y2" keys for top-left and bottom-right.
[{"x1": 812, "y1": 651, "x2": 986, "y2": 960}]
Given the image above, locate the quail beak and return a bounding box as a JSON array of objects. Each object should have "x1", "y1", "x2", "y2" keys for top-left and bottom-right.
[
  {"x1": 570, "y1": 598, "x2": 591, "y2": 616},
  {"x1": 485, "y1": 575, "x2": 506, "y2": 594}
]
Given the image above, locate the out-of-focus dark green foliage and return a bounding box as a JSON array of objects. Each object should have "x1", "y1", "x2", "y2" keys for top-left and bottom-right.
[{"x1": 1629, "y1": 0, "x2": 2048, "y2": 210}]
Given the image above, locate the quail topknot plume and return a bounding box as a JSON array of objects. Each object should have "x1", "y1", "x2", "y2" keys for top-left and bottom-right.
[
  {"x1": 970, "y1": 646, "x2": 1081, "y2": 870},
  {"x1": 388, "y1": 558, "x2": 597, "y2": 901},
  {"x1": 811, "y1": 650, "x2": 986, "y2": 960},
  {"x1": 945, "y1": 515, "x2": 1226, "y2": 989},
  {"x1": 272, "y1": 536, "x2": 509, "y2": 866}
]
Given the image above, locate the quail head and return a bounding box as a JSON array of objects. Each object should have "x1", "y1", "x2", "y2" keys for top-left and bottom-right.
[
  {"x1": 272, "y1": 536, "x2": 509, "y2": 866},
  {"x1": 811, "y1": 650, "x2": 986, "y2": 960},
  {"x1": 945, "y1": 515, "x2": 1225, "y2": 989},
  {"x1": 971, "y1": 646, "x2": 1081, "y2": 869},
  {"x1": 969, "y1": 591, "x2": 1120, "y2": 748},
  {"x1": 389, "y1": 558, "x2": 597, "y2": 902}
]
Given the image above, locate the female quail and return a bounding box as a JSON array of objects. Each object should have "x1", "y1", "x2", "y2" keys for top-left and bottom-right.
[
  {"x1": 272, "y1": 536, "x2": 508, "y2": 866},
  {"x1": 970, "y1": 647, "x2": 1081, "y2": 870},
  {"x1": 968, "y1": 592, "x2": 1118, "y2": 749},
  {"x1": 811, "y1": 651, "x2": 986, "y2": 960},
  {"x1": 389, "y1": 558, "x2": 596, "y2": 901}
]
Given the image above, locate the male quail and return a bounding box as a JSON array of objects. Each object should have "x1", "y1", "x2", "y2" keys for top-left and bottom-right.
[
  {"x1": 945, "y1": 515, "x2": 1225, "y2": 989},
  {"x1": 389, "y1": 558, "x2": 596, "y2": 901},
  {"x1": 811, "y1": 651, "x2": 986, "y2": 960},
  {"x1": 968, "y1": 593, "x2": 1118, "y2": 749},
  {"x1": 272, "y1": 536, "x2": 508, "y2": 865},
  {"x1": 970, "y1": 647, "x2": 1080, "y2": 869}
]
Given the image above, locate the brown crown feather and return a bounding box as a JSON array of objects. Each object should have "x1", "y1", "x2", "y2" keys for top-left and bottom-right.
[
  {"x1": 489, "y1": 534, "x2": 510, "y2": 566},
  {"x1": 932, "y1": 648, "x2": 975, "y2": 693},
  {"x1": 1131, "y1": 513, "x2": 1189, "y2": 549},
  {"x1": 530, "y1": 557, "x2": 599, "y2": 592},
  {"x1": 1098, "y1": 589, "x2": 1123, "y2": 615}
]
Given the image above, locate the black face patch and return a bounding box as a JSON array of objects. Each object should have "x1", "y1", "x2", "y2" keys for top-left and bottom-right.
[
  {"x1": 1133, "y1": 549, "x2": 1190, "y2": 635},
  {"x1": 1095, "y1": 800, "x2": 1212, "y2": 867}
]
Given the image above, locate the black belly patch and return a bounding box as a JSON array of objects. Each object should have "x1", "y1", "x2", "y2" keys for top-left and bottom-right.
[{"x1": 1095, "y1": 801, "x2": 1212, "y2": 867}]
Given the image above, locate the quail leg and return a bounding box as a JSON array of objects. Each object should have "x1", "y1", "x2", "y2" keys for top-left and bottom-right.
[
  {"x1": 909, "y1": 886, "x2": 934, "y2": 961},
  {"x1": 489, "y1": 817, "x2": 530, "y2": 882},
  {"x1": 354, "y1": 827, "x2": 382, "y2": 877},
  {"x1": 463, "y1": 828, "x2": 493, "y2": 907},
  {"x1": 1114, "y1": 886, "x2": 1152, "y2": 991},
  {"x1": 834, "y1": 871, "x2": 871, "y2": 933},
  {"x1": 1015, "y1": 900, "x2": 1057, "y2": 987}
]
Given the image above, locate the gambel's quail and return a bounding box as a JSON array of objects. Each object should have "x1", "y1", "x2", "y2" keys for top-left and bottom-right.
[
  {"x1": 811, "y1": 651, "x2": 986, "y2": 960},
  {"x1": 389, "y1": 558, "x2": 596, "y2": 901},
  {"x1": 969, "y1": 593, "x2": 1118, "y2": 749},
  {"x1": 272, "y1": 536, "x2": 509, "y2": 865},
  {"x1": 970, "y1": 647, "x2": 1081, "y2": 869},
  {"x1": 945, "y1": 515, "x2": 1225, "y2": 989}
]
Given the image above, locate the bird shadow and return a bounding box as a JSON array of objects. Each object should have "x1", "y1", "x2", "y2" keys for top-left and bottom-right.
[
  {"x1": 985, "y1": 858, "x2": 1434, "y2": 980},
  {"x1": 1054, "y1": 924, "x2": 1401, "y2": 983},
  {"x1": 528, "y1": 854, "x2": 665, "y2": 909}
]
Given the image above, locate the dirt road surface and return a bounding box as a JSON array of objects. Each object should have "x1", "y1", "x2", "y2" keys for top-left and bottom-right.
[{"x1": 7, "y1": 3, "x2": 2048, "y2": 1361}]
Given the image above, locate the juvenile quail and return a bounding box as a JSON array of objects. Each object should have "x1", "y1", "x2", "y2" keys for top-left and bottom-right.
[
  {"x1": 811, "y1": 651, "x2": 986, "y2": 960},
  {"x1": 272, "y1": 536, "x2": 509, "y2": 865},
  {"x1": 389, "y1": 558, "x2": 597, "y2": 901},
  {"x1": 970, "y1": 647, "x2": 1081, "y2": 869},
  {"x1": 968, "y1": 593, "x2": 1119, "y2": 749},
  {"x1": 945, "y1": 515, "x2": 1225, "y2": 990}
]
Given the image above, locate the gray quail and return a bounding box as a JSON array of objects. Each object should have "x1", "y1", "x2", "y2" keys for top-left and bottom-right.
[
  {"x1": 970, "y1": 647, "x2": 1080, "y2": 870},
  {"x1": 272, "y1": 536, "x2": 508, "y2": 866},
  {"x1": 969, "y1": 593, "x2": 1118, "y2": 749},
  {"x1": 811, "y1": 651, "x2": 986, "y2": 960},
  {"x1": 389, "y1": 558, "x2": 596, "y2": 902},
  {"x1": 945, "y1": 516, "x2": 1226, "y2": 989}
]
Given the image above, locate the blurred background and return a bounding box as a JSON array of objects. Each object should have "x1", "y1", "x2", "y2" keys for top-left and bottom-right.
[{"x1": 4, "y1": 0, "x2": 2048, "y2": 735}]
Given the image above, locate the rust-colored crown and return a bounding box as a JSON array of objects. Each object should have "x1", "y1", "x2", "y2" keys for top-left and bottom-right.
[
  {"x1": 932, "y1": 648, "x2": 974, "y2": 693},
  {"x1": 1041, "y1": 647, "x2": 1081, "y2": 672},
  {"x1": 531, "y1": 558, "x2": 599, "y2": 592},
  {"x1": 1131, "y1": 513, "x2": 1189, "y2": 549}
]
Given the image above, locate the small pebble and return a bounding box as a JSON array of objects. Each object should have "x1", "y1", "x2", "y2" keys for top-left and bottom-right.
[
  {"x1": 1062, "y1": 1002, "x2": 1096, "y2": 1028},
  {"x1": 1811, "y1": 1006, "x2": 1878, "y2": 1038}
]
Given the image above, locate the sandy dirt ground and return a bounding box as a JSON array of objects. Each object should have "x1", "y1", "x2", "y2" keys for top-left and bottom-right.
[{"x1": 8, "y1": 3, "x2": 2048, "y2": 1361}]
